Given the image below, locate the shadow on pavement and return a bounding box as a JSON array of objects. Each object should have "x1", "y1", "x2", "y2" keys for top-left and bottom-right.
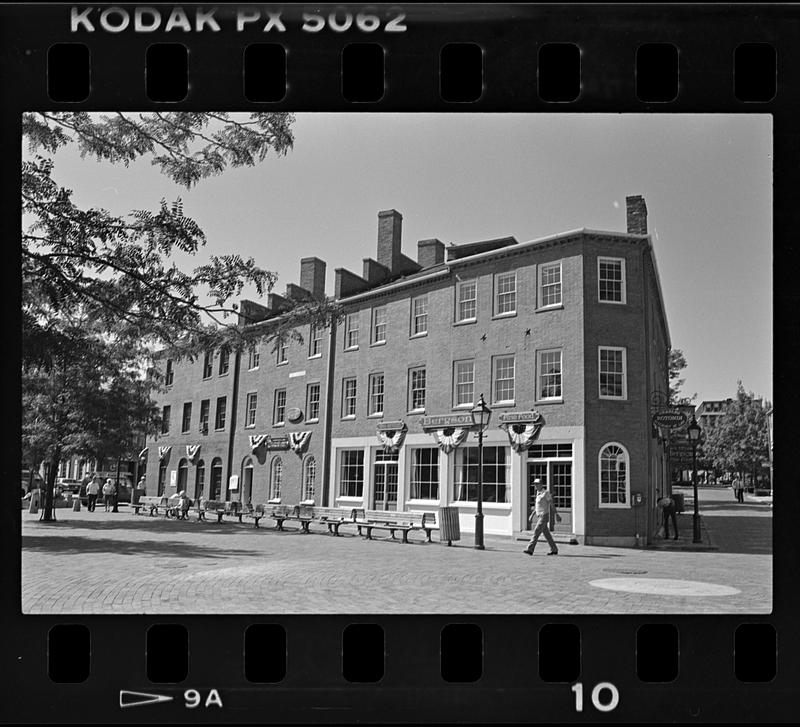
[
  {"x1": 697, "y1": 515, "x2": 772, "y2": 555},
  {"x1": 698, "y1": 501, "x2": 773, "y2": 514},
  {"x1": 23, "y1": 517, "x2": 274, "y2": 535}
]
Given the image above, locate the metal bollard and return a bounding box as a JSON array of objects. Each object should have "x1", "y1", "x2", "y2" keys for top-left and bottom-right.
[{"x1": 72, "y1": 497, "x2": 81, "y2": 512}]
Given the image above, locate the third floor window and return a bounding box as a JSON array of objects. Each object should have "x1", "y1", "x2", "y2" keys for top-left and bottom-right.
[
  {"x1": 539, "y1": 261, "x2": 562, "y2": 308},
  {"x1": 345, "y1": 313, "x2": 359, "y2": 349},
  {"x1": 494, "y1": 271, "x2": 517, "y2": 316},
  {"x1": 202, "y1": 351, "x2": 212, "y2": 379},
  {"x1": 372, "y1": 306, "x2": 387, "y2": 344},
  {"x1": 411, "y1": 294, "x2": 428, "y2": 336},
  {"x1": 456, "y1": 279, "x2": 477, "y2": 322}
]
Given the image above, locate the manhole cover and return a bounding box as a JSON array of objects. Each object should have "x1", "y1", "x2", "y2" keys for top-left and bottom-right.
[
  {"x1": 589, "y1": 577, "x2": 740, "y2": 596},
  {"x1": 603, "y1": 568, "x2": 648, "y2": 575}
]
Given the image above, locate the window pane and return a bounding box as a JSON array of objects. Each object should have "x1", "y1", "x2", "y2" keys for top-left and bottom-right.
[
  {"x1": 369, "y1": 374, "x2": 384, "y2": 415},
  {"x1": 413, "y1": 295, "x2": 428, "y2": 334},
  {"x1": 458, "y1": 281, "x2": 477, "y2": 321},
  {"x1": 494, "y1": 356, "x2": 515, "y2": 402},
  {"x1": 410, "y1": 368, "x2": 426, "y2": 410},
  {"x1": 340, "y1": 450, "x2": 365, "y2": 497},
  {"x1": 599, "y1": 348, "x2": 625, "y2": 397},
  {"x1": 599, "y1": 259, "x2": 624, "y2": 302},
  {"x1": 540, "y1": 262, "x2": 562, "y2": 307},
  {"x1": 373, "y1": 306, "x2": 387, "y2": 343},
  {"x1": 496, "y1": 272, "x2": 516, "y2": 314},
  {"x1": 453, "y1": 446, "x2": 509, "y2": 503},
  {"x1": 600, "y1": 445, "x2": 627, "y2": 504},
  {"x1": 410, "y1": 448, "x2": 439, "y2": 499},
  {"x1": 455, "y1": 360, "x2": 475, "y2": 406},
  {"x1": 539, "y1": 351, "x2": 562, "y2": 399}
]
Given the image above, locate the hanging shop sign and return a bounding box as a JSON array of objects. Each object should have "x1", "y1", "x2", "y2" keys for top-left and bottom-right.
[
  {"x1": 498, "y1": 411, "x2": 544, "y2": 424},
  {"x1": 652, "y1": 410, "x2": 688, "y2": 429},
  {"x1": 420, "y1": 414, "x2": 475, "y2": 430},
  {"x1": 265, "y1": 436, "x2": 290, "y2": 451},
  {"x1": 376, "y1": 421, "x2": 407, "y2": 452},
  {"x1": 499, "y1": 411, "x2": 545, "y2": 453}
]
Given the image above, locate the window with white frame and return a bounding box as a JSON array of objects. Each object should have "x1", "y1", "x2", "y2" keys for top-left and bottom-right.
[
  {"x1": 411, "y1": 294, "x2": 428, "y2": 336},
  {"x1": 599, "y1": 347, "x2": 627, "y2": 399},
  {"x1": 199, "y1": 400, "x2": 210, "y2": 434},
  {"x1": 409, "y1": 367, "x2": 426, "y2": 411},
  {"x1": 410, "y1": 447, "x2": 439, "y2": 500},
  {"x1": 247, "y1": 345, "x2": 260, "y2": 370},
  {"x1": 214, "y1": 397, "x2": 226, "y2": 430},
  {"x1": 539, "y1": 261, "x2": 562, "y2": 308},
  {"x1": 306, "y1": 383, "x2": 320, "y2": 421},
  {"x1": 493, "y1": 355, "x2": 515, "y2": 404},
  {"x1": 598, "y1": 257, "x2": 626, "y2": 303},
  {"x1": 345, "y1": 313, "x2": 359, "y2": 349},
  {"x1": 599, "y1": 443, "x2": 629, "y2": 506},
  {"x1": 276, "y1": 339, "x2": 288, "y2": 365},
  {"x1": 342, "y1": 378, "x2": 357, "y2": 418},
  {"x1": 270, "y1": 457, "x2": 283, "y2": 499},
  {"x1": 309, "y1": 325, "x2": 323, "y2": 357},
  {"x1": 303, "y1": 456, "x2": 317, "y2": 501},
  {"x1": 339, "y1": 449, "x2": 365, "y2": 497},
  {"x1": 456, "y1": 279, "x2": 477, "y2": 322},
  {"x1": 273, "y1": 389, "x2": 286, "y2": 425},
  {"x1": 454, "y1": 446, "x2": 510, "y2": 503},
  {"x1": 372, "y1": 305, "x2": 387, "y2": 344},
  {"x1": 494, "y1": 271, "x2": 517, "y2": 315},
  {"x1": 245, "y1": 392, "x2": 258, "y2": 428},
  {"x1": 368, "y1": 373, "x2": 385, "y2": 416},
  {"x1": 537, "y1": 349, "x2": 562, "y2": 400},
  {"x1": 219, "y1": 348, "x2": 230, "y2": 375},
  {"x1": 454, "y1": 359, "x2": 475, "y2": 407}
]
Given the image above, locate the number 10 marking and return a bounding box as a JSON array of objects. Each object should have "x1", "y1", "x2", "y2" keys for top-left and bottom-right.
[{"x1": 571, "y1": 682, "x2": 619, "y2": 712}]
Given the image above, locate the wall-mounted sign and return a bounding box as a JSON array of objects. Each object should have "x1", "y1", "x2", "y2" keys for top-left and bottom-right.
[
  {"x1": 377, "y1": 421, "x2": 406, "y2": 432},
  {"x1": 286, "y1": 407, "x2": 303, "y2": 423},
  {"x1": 228, "y1": 475, "x2": 239, "y2": 491},
  {"x1": 265, "y1": 436, "x2": 290, "y2": 451},
  {"x1": 498, "y1": 411, "x2": 544, "y2": 424},
  {"x1": 653, "y1": 410, "x2": 688, "y2": 428},
  {"x1": 169, "y1": 470, "x2": 177, "y2": 488},
  {"x1": 420, "y1": 414, "x2": 474, "y2": 430}
]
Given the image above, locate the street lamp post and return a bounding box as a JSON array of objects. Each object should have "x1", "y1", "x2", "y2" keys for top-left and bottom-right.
[
  {"x1": 470, "y1": 393, "x2": 492, "y2": 551},
  {"x1": 687, "y1": 415, "x2": 703, "y2": 543}
]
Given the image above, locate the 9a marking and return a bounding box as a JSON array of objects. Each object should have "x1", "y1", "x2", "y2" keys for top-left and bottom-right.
[
  {"x1": 184, "y1": 689, "x2": 223, "y2": 709},
  {"x1": 571, "y1": 682, "x2": 619, "y2": 713}
]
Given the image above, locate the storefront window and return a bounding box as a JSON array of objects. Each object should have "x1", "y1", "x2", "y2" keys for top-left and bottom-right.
[
  {"x1": 410, "y1": 447, "x2": 439, "y2": 500},
  {"x1": 453, "y1": 446, "x2": 509, "y2": 503},
  {"x1": 339, "y1": 450, "x2": 364, "y2": 497}
]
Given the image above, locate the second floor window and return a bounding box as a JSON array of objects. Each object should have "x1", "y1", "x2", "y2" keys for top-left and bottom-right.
[
  {"x1": 307, "y1": 383, "x2": 321, "y2": 421},
  {"x1": 309, "y1": 325, "x2": 323, "y2": 357},
  {"x1": 181, "y1": 402, "x2": 192, "y2": 433},
  {"x1": 161, "y1": 405, "x2": 171, "y2": 434},
  {"x1": 165, "y1": 359, "x2": 174, "y2": 386},
  {"x1": 368, "y1": 373, "x2": 385, "y2": 416},
  {"x1": 219, "y1": 348, "x2": 230, "y2": 375},
  {"x1": 598, "y1": 257, "x2": 626, "y2": 303},
  {"x1": 372, "y1": 306, "x2": 387, "y2": 344},
  {"x1": 247, "y1": 345, "x2": 260, "y2": 370},
  {"x1": 214, "y1": 397, "x2": 227, "y2": 430},
  {"x1": 343, "y1": 378, "x2": 357, "y2": 418},
  {"x1": 538, "y1": 350, "x2": 562, "y2": 400},
  {"x1": 599, "y1": 347, "x2": 627, "y2": 399},
  {"x1": 202, "y1": 351, "x2": 212, "y2": 379},
  {"x1": 539, "y1": 261, "x2": 562, "y2": 308},
  {"x1": 456, "y1": 279, "x2": 477, "y2": 322},
  {"x1": 454, "y1": 360, "x2": 475, "y2": 407},
  {"x1": 345, "y1": 313, "x2": 359, "y2": 349},
  {"x1": 411, "y1": 295, "x2": 428, "y2": 336},
  {"x1": 277, "y1": 340, "x2": 288, "y2": 365},
  {"x1": 409, "y1": 367, "x2": 426, "y2": 411},
  {"x1": 199, "y1": 399, "x2": 210, "y2": 433},
  {"x1": 245, "y1": 392, "x2": 258, "y2": 428},
  {"x1": 493, "y1": 355, "x2": 515, "y2": 404},
  {"x1": 273, "y1": 389, "x2": 286, "y2": 425},
  {"x1": 495, "y1": 272, "x2": 517, "y2": 315}
]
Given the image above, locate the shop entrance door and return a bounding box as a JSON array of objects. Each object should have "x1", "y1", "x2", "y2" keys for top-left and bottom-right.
[
  {"x1": 527, "y1": 460, "x2": 573, "y2": 532},
  {"x1": 373, "y1": 450, "x2": 398, "y2": 511}
]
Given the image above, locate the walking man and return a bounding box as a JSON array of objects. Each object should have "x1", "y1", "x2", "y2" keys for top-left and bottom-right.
[
  {"x1": 733, "y1": 475, "x2": 744, "y2": 503},
  {"x1": 102, "y1": 479, "x2": 116, "y2": 512},
  {"x1": 86, "y1": 476, "x2": 100, "y2": 512},
  {"x1": 524, "y1": 479, "x2": 561, "y2": 556}
]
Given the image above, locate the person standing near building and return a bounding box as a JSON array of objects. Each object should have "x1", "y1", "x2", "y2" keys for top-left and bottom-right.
[
  {"x1": 86, "y1": 476, "x2": 100, "y2": 512},
  {"x1": 657, "y1": 495, "x2": 679, "y2": 540},
  {"x1": 102, "y1": 479, "x2": 116, "y2": 512},
  {"x1": 732, "y1": 475, "x2": 744, "y2": 503},
  {"x1": 524, "y1": 479, "x2": 561, "y2": 556}
]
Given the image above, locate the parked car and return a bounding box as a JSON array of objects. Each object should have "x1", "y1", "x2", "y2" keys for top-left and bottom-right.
[{"x1": 57, "y1": 478, "x2": 82, "y2": 495}]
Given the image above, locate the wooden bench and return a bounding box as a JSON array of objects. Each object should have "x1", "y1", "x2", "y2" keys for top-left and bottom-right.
[
  {"x1": 242, "y1": 503, "x2": 267, "y2": 528},
  {"x1": 308, "y1": 506, "x2": 359, "y2": 536},
  {"x1": 197, "y1": 499, "x2": 227, "y2": 523},
  {"x1": 355, "y1": 509, "x2": 439, "y2": 543},
  {"x1": 131, "y1": 495, "x2": 168, "y2": 516},
  {"x1": 269, "y1": 504, "x2": 313, "y2": 532}
]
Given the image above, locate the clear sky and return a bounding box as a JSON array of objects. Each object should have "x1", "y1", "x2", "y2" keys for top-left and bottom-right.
[{"x1": 34, "y1": 113, "x2": 772, "y2": 403}]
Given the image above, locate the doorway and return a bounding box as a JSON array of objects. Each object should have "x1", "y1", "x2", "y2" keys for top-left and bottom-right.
[
  {"x1": 373, "y1": 450, "x2": 398, "y2": 511},
  {"x1": 527, "y1": 443, "x2": 573, "y2": 532}
]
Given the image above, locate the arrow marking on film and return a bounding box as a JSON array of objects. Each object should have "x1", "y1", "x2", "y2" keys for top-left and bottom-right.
[{"x1": 119, "y1": 690, "x2": 174, "y2": 708}]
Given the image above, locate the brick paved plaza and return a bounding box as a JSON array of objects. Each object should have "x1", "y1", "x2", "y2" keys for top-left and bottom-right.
[{"x1": 20, "y1": 487, "x2": 771, "y2": 615}]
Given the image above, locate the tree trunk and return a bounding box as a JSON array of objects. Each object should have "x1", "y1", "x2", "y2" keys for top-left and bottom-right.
[
  {"x1": 112, "y1": 456, "x2": 121, "y2": 512},
  {"x1": 40, "y1": 455, "x2": 60, "y2": 523}
]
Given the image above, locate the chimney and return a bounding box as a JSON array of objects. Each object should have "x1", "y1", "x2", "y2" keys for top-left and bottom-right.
[
  {"x1": 377, "y1": 209, "x2": 403, "y2": 273},
  {"x1": 238, "y1": 300, "x2": 271, "y2": 326},
  {"x1": 417, "y1": 238, "x2": 445, "y2": 268},
  {"x1": 300, "y1": 257, "x2": 326, "y2": 298},
  {"x1": 626, "y1": 195, "x2": 648, "y2": 235},
  {"x1": 363, "y1": 257, "x2": 390, "y2": 285}
]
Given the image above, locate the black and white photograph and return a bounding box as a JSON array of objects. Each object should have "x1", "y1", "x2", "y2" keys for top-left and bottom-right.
[{"x1": 21, "y1": 111, "x2": 772, "y2": 614}]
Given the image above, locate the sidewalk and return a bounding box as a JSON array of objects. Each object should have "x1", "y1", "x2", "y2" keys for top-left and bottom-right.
[{"x1": 20, "y1": 492, "x2": 771, "y2": 615}]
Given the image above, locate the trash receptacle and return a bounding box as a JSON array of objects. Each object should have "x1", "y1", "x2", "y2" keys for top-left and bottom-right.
[
  {"x1": 438, "y1": 506, "x2": 461, "y2": 545},
  {"x1": 72, "y1": 496, "x2": 81, "y2": 512},
  {"x1": 671, "y1": 493, "x2": 685, "y2": 513}
]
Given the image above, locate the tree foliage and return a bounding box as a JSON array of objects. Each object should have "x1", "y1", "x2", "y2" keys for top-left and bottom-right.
[
  {"x1": 22, "y1": 112, "x2": 340, "y2": 520},
  {"x1": 668, "y1": 348, "x2": 695, "y2": 404},
  {"x1": 702, "y1": 382, "x2": 770, "y2": 478}
]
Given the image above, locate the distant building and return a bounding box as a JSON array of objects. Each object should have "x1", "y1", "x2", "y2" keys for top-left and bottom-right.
[
  {"x1": 696, "y1": 399, "x2": 732, "y2": 432},
  {"x1": 146, "y1": 196, "x2": 672, "y2": 546}
]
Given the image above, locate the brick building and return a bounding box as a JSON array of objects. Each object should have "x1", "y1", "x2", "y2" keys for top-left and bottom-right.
[{"x1": 145, "y1": 196, "x2": 672, "y2": 546}]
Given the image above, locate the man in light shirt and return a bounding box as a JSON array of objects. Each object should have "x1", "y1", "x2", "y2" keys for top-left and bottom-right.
[
  {"x1": 85, "y1": 476, "x2": 101, "y2": 512},
  {"x1": 524, "y1": 478, "x2": 561, "y2": 556}
]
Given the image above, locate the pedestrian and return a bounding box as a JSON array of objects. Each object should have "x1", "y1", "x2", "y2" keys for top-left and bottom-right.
[
  {"x1": 86, "y1": 476, "x2": 100, "y2": 512},
  {"x1": 732, "y1": 475, "x2": 744, "y2": 503},
  {"x1": 102, "y1": 479, "x2": 116, "y2": 512},
  {"x1": 524, "y1": 479, "x2": 561, "y2": 556},
  {"x1": 657, "y1": 495, "x2": 679, "y2": 540},
  {"x1": 176, "y1": 490, "x2": 192, "y2": 520}
]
